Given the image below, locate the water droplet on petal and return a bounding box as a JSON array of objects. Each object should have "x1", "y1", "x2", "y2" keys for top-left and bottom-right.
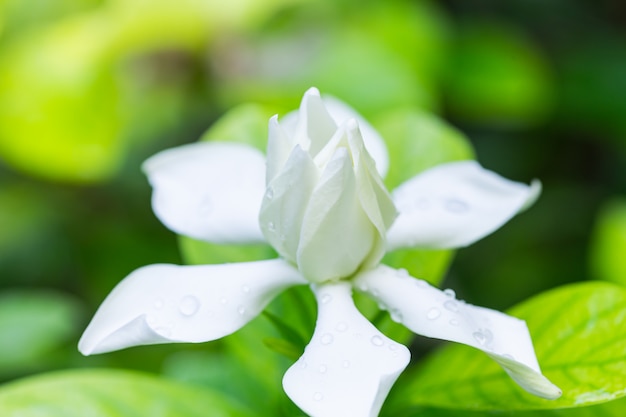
[
  {"x1": 396, "y1": 268, "x2": 410, "y2": 279},
  {"x1": 371, "y1": 335, "x2": 384, "y2": 347},
  {"x1": 358, "y1": 283, "x2": 368, "y2": 292},
  {"x1": 502, "y1": 353, "x2": 515, "y2": 360},
  {"x1": 388, "y1": 344, "x2": 398, "y2": 351},
  {"x1": 335, "y1": 322, "x2": 348, "y2": 332},
  {"x1": 378, "y1": 302, "x2": 387, "y2": 311},
  {"x1": 320, "y1": 294, "x2": 332, "y2": 304},
  {"x1": 390, "y1": 308, "x2": 403, "y2": 323},
  {"x1": 443, "y1": 288, "x2": 456, "y2": 298},
  {"x1": 446, "y1": 198, "x2": 469, "y2": 214},
  {"x1": 237, "y1": 305, "x2": 246, "y2": 315},
  {"x1": 426, "y1": 307, "x2": 441, "y2": 320},
  {"x1": 320, "y1": 333, "x2": 334, "y2": 345},
  {"x1": 241, "y1": 285, "x2": 250, "y2": 294},
  {"x1": 371, "y1": 288, "x2": 380, "y2": 297},
  {"x1": 268, "y1": 221, "x2": 276, "y2": 232},
  {"x1": 266, "y1": 187, "x2": 274, "y2": 200},
  {"x1": 178, "y1": 295, "x2": 200, "y2": 316},
  {"x1": 415, "y1": 279, "x2": 429, "y2": 288},
  {"x1": 299, "y1": 359, "x2": 308, "y2": 369},
  {"x1": 444, "y1": 300, "x2": 459, "y2": 312},
  {"x1": 449, "y1": 319, "x2": 459, "y2": 326},
  {"x1": 473, "y1": 331, "x2": 487, "y2": 346},
  {"x1": 318, "y1": 365, "x2": 327, "y2": 374},
  {"x1": 313, "y1": 392, "x2": 323, "y2": 402}
]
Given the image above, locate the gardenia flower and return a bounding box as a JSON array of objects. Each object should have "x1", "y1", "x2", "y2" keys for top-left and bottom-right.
[{"x1": 79, "y1": 88, "x2": 561, "y2": 417}]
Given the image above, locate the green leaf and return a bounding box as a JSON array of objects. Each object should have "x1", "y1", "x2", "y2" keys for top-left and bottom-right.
[
  {"x1": 179, "y1": 236, "x2": 275, "y2": 265},
  {"x1": 199, "y1": 102, "x2": 282, "y2": 151},
  {"x1": 162, "y1": 350, "x2": 279, "y2": 415},
  {"x1": 375, "y1": 108, "x2": 474, "y2": 285},
  {"x1": 387, "y1": 395, "x2": 626, "y2": 417},
  {"x1": 0, "y1": 369, "x2": 255, "y2": 417},
  {"x1": 374, "y1": 108, "x2": 475, "y2": 192},
  {"x1": 0, "y1": 290, "x2": 83, "y2": 375},
  {"x1": 590, "y1": 198, "x2": 626, "y2": 286},
  {"x1": 387, "y1": 281, "x2": 626, "y2": 412}
]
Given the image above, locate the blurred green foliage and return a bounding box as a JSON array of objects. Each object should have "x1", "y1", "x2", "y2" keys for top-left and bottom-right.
[{"x1": 1, "y1": 0, "x2": 626, "y2": 415}]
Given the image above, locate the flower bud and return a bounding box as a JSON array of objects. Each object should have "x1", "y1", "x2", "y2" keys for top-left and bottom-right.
[{"x1": 259, "y1": 89, "x2": 396, "y2": 283}]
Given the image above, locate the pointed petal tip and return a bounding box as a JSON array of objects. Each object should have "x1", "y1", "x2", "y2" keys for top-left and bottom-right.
[
  {"x1": 304, "y1": 86, "x2": 321, "y2": 97},
  {"x1": 521, "y1": 179, "x2": 542, "y2": 212}
]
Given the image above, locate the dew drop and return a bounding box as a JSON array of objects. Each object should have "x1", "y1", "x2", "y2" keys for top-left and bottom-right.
[
  {"x1": 299, "y1": 359, "x2": 308, "y2": 369},
  {"x1": 335, "y1": 322, "x2": 348, "y2": 332},
  {"x1": 358, "y1": 283, "x2": 369, "y2": 292},
  {"x1": 502, "y1": 353, "x2": 515, "y2": 360},
  {"x1": 388, "y1": 344, "x2": 398, "y2": 351},
  {"x1": 443, "y1": 288, "x2": 456, "y2": 298},
  {"x1": 320, "y1": 333, "x2": 334, "y2": 345},
  {"x1": 473, "y1": 331, "x2": 487, "y2": 346},
  {"x1": 178, "y1": 295, "x2": 200, "y2": 316},
  {"x1": 237, "y1": 305, "x2": 246, "y2": 315},
  {"x1": 378, "y1": 302, "x2": 387, "y2": 311},
  {"x1": 268, "y1": 221, "x2": 276, "y2": 232},
  {"x1": 320, "y1": 294, "x2": 332, "y2": 304},
  {"x1": 444, "y1": 300, "x2": 459, "y2": 312},
  {"x1": 371, "y1": 288, "x2": 380, "y2": 297},
  {"x1": 371, "y1": 335, "x2": 384, "y2": 347},
  {"x1": 426, "y1": 307, "x2": 441, "y2": 320},
  {"x1": 396, "y1": 268, "x2": 409, "y2": 279},
  {"x1": 449, "y1": 319, "x2": 459, "y2": 326},
  {"x1": 446, "y1": 198, "x2": 469, "y2": 214},
  {"x1": 266, "y1": 187, "x2": 274, "y2": 200},
  {"x1": 241, "y1": 285, "x2": 250, "y2": 294},
  {"x1": 415, "y1": 279, "x2": 429, "y2": 288},
  {"x1": 390, "y1": 308, "x2": 403, "y2": 323},
  {"x1": 313, "y1": 392, "x2": 323, "y2": 402},
  {"x1": 342, "y1": 360, "x2": 350, "y2": 369},
  {"x1": 318, "y1": 365, "x2": 327, "y2": 374}
]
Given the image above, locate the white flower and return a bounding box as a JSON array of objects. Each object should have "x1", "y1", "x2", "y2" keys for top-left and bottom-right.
[{"x1": 79, "y1": 88, "x2": 560, "y2": 417}]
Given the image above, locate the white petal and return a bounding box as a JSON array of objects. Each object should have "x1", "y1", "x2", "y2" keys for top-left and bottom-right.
[
  {"x1": 283, "y1": 282, "x2": 410, "y2": 417},
  {"x1": 294, "y1": 87, "x2": 338, "y2": 156},
  {"x1": 297, "y1": 148, "x2": 376, "y2": 283},
  {"x1": 386, "y1": 161, "x2": 540, "y2": 250},
  {"x1": 142, "y1": 142, "x2": 266, "y2": 244},
  {"x1": 78, "y1": 260, "x2": 306, "y2": 355},
  {"x1": 354, "y1": 266, "x2": 562, "y2": 400},
  {"x1": 322, "y1": 96, "x2": 389, "y2": 178},
  {"x1": 266, "y1": 115, "x2": 294, "y2": 184},
  {"x1": 259, "y1": 145, "x2": 319, "y2": 263}
]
